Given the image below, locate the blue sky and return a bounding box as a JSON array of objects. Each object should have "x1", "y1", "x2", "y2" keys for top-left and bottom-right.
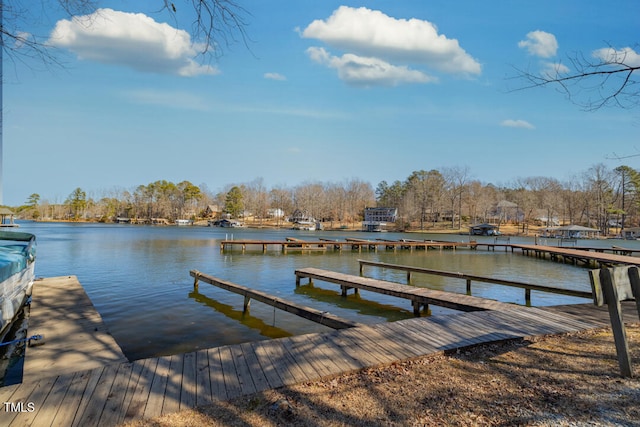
[{"x1": 3, "y1": 0, "x2": 639, "y2": 205}]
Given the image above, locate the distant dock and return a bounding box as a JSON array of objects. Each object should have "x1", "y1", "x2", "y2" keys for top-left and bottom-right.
[
  {"x1": 220, "y1": 237, "x2": 477, "y2": 253},
  {"x1": 219, "y1": 237, "x2": 640, "y2": 268}
]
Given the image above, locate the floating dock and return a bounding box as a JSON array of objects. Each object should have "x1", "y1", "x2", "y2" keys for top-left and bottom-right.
[{"x1": 22, "y1": 276, "x2": 128, "y2": 380}]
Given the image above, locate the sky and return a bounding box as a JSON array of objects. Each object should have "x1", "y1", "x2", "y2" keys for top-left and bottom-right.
[{"x1": 2, "y1": 0, "x2": 639, "y2": 206}]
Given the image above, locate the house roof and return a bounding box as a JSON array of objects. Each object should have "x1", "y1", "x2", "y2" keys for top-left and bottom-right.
[
  {"x1": 469, "y1": 223, "x2": 498, "y2": 229},
  {"x1": 548, "y1": 225, "x2": 599, "y2": 232},
  {"x1": 497, "y1": 200, "x2": 518, "y2": 208}
]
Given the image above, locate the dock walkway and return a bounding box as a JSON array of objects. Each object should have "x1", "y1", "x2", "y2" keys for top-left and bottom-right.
[
  {"x1": 295, "y1": 267, "x2": 517, "y2": 314},
  {"x1": 22, "y1": 276, "x2": 128, "y2": 381},
  {"x1": 513, "y1": 244, "x2": 640, "y2": 268},
  {"x1": 220, "y1": 239, "x2": 476, "y2": 253},
  {"x1": 1, "y1": 276, "x2": 636, "y2": 426}
]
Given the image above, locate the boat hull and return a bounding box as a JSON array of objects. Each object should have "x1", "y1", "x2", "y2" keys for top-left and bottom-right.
[{"x1": 0, "y1": 232, "x2": 36, "y2": 339}]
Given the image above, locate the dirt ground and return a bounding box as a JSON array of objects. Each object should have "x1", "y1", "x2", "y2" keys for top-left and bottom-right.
[{"x1": 123, "y1": 323, "x2": 640, "y2": 427}]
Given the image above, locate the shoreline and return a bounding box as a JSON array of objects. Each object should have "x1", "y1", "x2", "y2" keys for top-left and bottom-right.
[{"x1": 24, "y1": 218, "x2": 553, "y2": 237}]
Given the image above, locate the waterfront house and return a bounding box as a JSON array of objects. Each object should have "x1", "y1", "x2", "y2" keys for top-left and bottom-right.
[
  {"x1": 204, "y1": 205, "x2": 221, "y2": 218},
  {"x1": 622, "y1": 227, "x2": 640, "y2": 240},
  {"x1": 362, "y1": 207, "x2": 397, "y2": 232}
]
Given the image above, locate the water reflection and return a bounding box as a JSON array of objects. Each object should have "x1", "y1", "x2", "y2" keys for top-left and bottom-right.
[
  {"x1": 188, "y1": 289, "x2": 292, "y2": 339},
  {"x1": 295, "y1": 283, "x2": 417, "y2": 322}
]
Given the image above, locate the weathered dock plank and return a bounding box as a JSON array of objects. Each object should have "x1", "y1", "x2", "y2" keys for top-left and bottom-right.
[
  {"x1": 74, "y1": 364, "x2": 119, "y2": 427},
  {"x1": 180, "y1": 352, "x2": 197, "y2": 411},
  {"x1": 2, "y1": 376, "x2": 40, "y2": 426},
  {"x1": 48, "y1": 370, "x2": 93, "y2": 427},
  {"x1": 143, "y1": 355, "x2": 172, "y2": 419},
  {"x1": 24, "y1": 276, "x2": 128, "y2": 381},
  {"x1": 295, "y1": 267, "x2": 516, "y2": 314},
  {"x1": 219, "y1": 346, "x2": 243, "y2": 399},
  {"x1": 121, "y1": 357, "x2": 156, "y2": 424},
  {"x1": 249, "y1": 340, "x2": 285, "y2": 389},
  {"x1": 358, "y1": 259, "x2": 593, "y2": 301},
  {"x1": 161, "y1": 353, "x2": 184, "y2": 416},
  {"x1": 191, "y1": 270, "x2": 362, "y2": 329},
  {"x1": 99, "y1": 362, "x2": 134, "y2": 427},
  {"x1": 229, "y1": 344, "x2": 257, "y2": 396},
  {"x1": 239, "y1": 342, "x2": 271, "y2": 394},
  {"x1": 513, "y1": 244, "x2": 640, "y2": 267},
  {"x1": 194, "y1": 350, "x2": 213, "y2": 407}
]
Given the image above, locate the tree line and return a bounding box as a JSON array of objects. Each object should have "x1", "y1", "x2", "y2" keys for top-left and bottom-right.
[{"x1": 13, "y1": 163, "x2": 640, "y2": 234}]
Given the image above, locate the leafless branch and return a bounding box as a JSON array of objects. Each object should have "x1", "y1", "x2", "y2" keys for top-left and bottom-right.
[
  {"x1": 160, "y1": 0, "x2": 252, "y2": 57},
  {"x1": 1, "y1": 0, "x2": 251, "y2": 72},
  {"x1": 510, "y1": 43, "x2": 640, "y2": 111}
]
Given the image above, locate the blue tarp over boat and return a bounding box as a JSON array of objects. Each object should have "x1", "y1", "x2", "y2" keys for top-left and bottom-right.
[{"x1": 0, "y1": 231, "x2": 36, "y2": 337}]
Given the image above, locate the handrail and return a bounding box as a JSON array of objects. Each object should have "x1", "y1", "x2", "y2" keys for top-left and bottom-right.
[{"x1": 357, "y1": 259, "x2": 593, "y2": 303}]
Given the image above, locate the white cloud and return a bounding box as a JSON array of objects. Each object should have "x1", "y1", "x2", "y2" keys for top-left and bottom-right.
[
  {"x1": 48, "y1": 8, "x2": 217, "y2": 77},
  {"x1": 307, "y1": 47, "x2": 435, "y2": 87},
  {"x1": 264, "y1": 72, "x2": 287, "y2": 81},
  {"x1": 302, "y1": 6, "x2": 481, "y2": 76},
  {"x1": 501, "y1": 119, "x2": 535, "y2": 130},
  {"x1": 518, "y1": 31, "x2": 558, "y2": 58},
  {"x1": 592, "y1": 47, "x2": 640, "y2": 67},
  {"x1": 541, "y1": 61, "x2": 570, "y2": 78}
]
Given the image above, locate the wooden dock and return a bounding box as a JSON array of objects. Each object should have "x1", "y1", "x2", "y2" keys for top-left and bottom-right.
[
  {"x1": 190, "y1": 269, "x2": 363, "y2": 329},
  {"x1": 513, "y1": 244, "x2": 640, "y2": 268},
  {"x1": 1, "y1": 275, "x2": 637, "y2": 426},
  {"x1": 295, "y1": 267, "x2": 519, "y2": 315},
  {"x1": 22, "y1": 276, "x2": 128, "y2": 381},
  {"x1": 220, "y1": 238, "x2": 477, "y2": 253},
  {"x1": 357, "y1": 259, "x2": 593, "y2": 303}
]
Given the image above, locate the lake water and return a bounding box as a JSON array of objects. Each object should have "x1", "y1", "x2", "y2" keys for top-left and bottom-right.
[{"x1": 14, "y1": 221, "x2": 639, "y2": 361}]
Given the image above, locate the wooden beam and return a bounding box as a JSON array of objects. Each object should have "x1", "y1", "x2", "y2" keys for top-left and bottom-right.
[
  {"x1": 359, "y1": 259, "x2": 592, "y2": 300},
  {"x1": 189, "y1": 270, "x2": 361, "y2": 330}
]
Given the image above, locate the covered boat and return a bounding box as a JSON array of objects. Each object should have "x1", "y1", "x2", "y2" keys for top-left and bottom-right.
[{"x1": 0, "y1": 231, "x2": 36, "y2": 340}]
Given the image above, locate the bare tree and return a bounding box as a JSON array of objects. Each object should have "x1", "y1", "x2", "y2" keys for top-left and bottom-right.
[
  {"x1": 442, "y1": 166, "x2": 470, "y2": 230},
  {"x1": 513, "y1": 44, "x2": 640, "y2": 111}
]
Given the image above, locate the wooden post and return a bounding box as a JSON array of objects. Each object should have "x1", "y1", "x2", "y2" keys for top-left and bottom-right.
[
  {"x1": 193, "y1": 271, "x2": 199, "y2": 290},
  {"x1": 407, "y1": 271, "x2": 412, "y2": 283},
  {"x1": 243, "y1": 296, "x2": 251, "y2": 312},
  {"x1": 360, "y1": 263, "x2": 364, "y2": 276},
  {"x1": 525, "y1": 288, "x2": 531, "y2": 305},
  {"x1": 590, "y1": 267, "x2": 636, "y2": 378},
  {"x1": 412, "y1": 301, "x2": 421, "y2": 316},
  {"x1": 466, "y1": 279, "x2": 471, "y2": 294},
  {"x1": 627, "y1": 266, "x2": 640, "y2": 320}
]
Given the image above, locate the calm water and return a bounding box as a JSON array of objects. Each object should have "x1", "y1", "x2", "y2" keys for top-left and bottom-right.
[{"x1": 14, "y1": 221, "x2": 639, "y2": 361}]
